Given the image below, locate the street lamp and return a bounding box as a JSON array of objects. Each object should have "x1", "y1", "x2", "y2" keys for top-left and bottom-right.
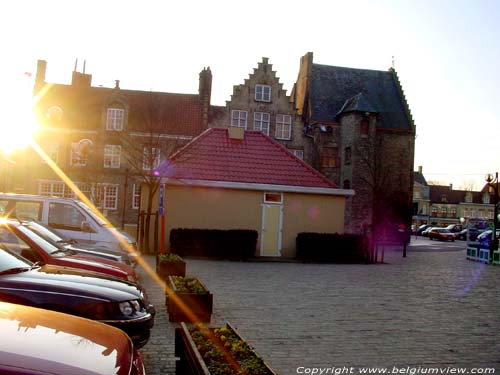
[{"x1": 485, "y1": 173, "x2": 499, "y2": 262}]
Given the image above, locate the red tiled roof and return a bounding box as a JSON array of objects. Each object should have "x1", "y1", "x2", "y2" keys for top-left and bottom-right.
[
  {"x1": 156, "y1": 128, "x2": 337, "y2": 189},
  {"x1": 35, "y1": 84, "x2": 205, "y2": 136}
]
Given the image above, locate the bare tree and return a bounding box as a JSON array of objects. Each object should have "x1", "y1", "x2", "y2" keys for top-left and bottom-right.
[{"x1": 120, "y1": 92, "x2": 190, "y2": 254}]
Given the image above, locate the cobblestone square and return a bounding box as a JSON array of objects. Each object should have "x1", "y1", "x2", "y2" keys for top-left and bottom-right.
[{"x1": 139, "y1": 238, "x2": 500, "y2": 374}]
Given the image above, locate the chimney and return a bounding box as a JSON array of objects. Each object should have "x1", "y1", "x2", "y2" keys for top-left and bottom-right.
[
  {"x1": 228, "y1": 126, "x2": 244, "y2": 140},
  {"x1": 199, "y1": 67, "x2": 212, "y2": 129},
  {"x1": 449, "y1": 184, "x2": 453, "y2": 191},
  {"x1": 34, "y1": 59, "x2": 47, "y2": 95},
  {"x1": 418, "y1": 165, "x2": 423, "y2": 174}
]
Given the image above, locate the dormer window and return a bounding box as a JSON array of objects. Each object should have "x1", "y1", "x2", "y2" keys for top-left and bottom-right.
[
  {"x1": 482, "y1": 192, "x2": 490, "y2": 204},
  {"x1": 465, "y1": 191, "x2": 473, "y2": 203},
  {"x1": 255, "y1": 84, "x2": 271, "y2": 102},
  {"x1": 106, "y1": 108, "x2": 124, "y2": 131}
]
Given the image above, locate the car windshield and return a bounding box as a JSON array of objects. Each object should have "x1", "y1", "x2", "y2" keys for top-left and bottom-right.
[
  {"x1": 0, "y1": 247, "x2": 32, "y2": 274},
  {"x1": 15, "y1": 225, "x2": 64, "y2": 255},
  {"x1": 25, "y1": 222, "x2": 65, "y2": 243},
  {"x1": 75, "y1": 200, "x2": 109, "y2": 227}
]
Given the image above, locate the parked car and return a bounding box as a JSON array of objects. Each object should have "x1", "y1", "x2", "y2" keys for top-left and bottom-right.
[
  {"x1": 445, "y1": 224, "x2": 463, "y2": 234},
  {"x1": 0, "y1": 301, "x2": 145, "y2": 375},
  {"x1": 428, "y1": 228, "x2": 455, "y2": 241},
  {"x1": 0, "y1": 219, "x2": 139, "y2": 284},
  {"x1": 0, "y1": 247, "x2": 155, "y2": 348},
  {"x1": 417, "y1": 224, "x2": 434, "y2": 236},
  {"x1": 0, "y1": 193, "x2": 138, "y2": 264},
  {"x1": 22, "y1": 220, "x2": 130, "y2": 265},
  {"x1": 457, "y1": 228, "x2": 485, "y2": 241},
  {"x1": 421, "y1": 226, "x2": 437, "y2": 237}
]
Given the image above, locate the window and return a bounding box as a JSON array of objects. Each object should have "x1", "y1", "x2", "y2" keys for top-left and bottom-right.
[
  {"x1": 132, "y1": 184, "x2": 141, "y2": 209},
  {"x1": 231, "y1": 110, "x2": 248, "y2": 129},
  {"x1": 290, "y1": 149, "x2": 304, "y2": 160},
  {"x1": 106, "y1": 108, "x2": 124, "y2": 131},
  {"x1": 465, "y1": 192, "x2": 473, "y2": 203},
  {"x1": 253, "y1": 112, "x2": 270, "y2": 135},
  {"x1": 39, "y1": 181, "x2": 91, "y2": 200},
  {"x1": 255, "y1": 84, "x2": 271, "y2": 102},
  {"x1": 47, "y1": 106, "x2": 63, "y2": 123},
  {"x1": 344, "y1": 147, "x2": 352, "y2": 165},
  {"x1": 143, "y1": 147, "x2": 161, "y2": 170},
  {"x1": 70, "y1": 140, "x2": 92, "y2": 167},
  {"x1": 43, "y1": 143, "x2": 59, "y2": 164},
  {"x1": 360, "y1": 119, "x2": 369, "y2": 136},
  {"x1": 264, "y1": 192, "x2": 282, "y2": 204},
  {"x1": 104, "y1": 145, "x2": 121, "y2": 168},
  {"x1": 48, "y1": 202, "x2": 87, "y2": 231},
  {"x1": 96, "y1": 184, "x2": 119, "y2": 210},
  {"x1": 343, "y1": 180, "x2": 351, "y2": 189},
  {"x1": 275, "y1": 114, "x2": 292, "y2": 140},
  {"x1": 322, "y1": 146, "x2": 338, "y2": 167},
  {"x1": 482, "y1": 193, "x2": 490, "y2": 204}
]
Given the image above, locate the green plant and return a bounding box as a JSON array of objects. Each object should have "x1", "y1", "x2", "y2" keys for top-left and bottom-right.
[
  {"x1": 171, "y1": 276, "x2": 206, "y2": 294},
  {"x1": 158, "y1": 252, "x2": 183, "y2": 263},
  {"x1": 189, "y1": 324, "x2": 270, "y2": 375}
]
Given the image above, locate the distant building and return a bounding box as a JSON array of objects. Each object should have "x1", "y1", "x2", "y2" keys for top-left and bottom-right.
[
  {"x1": 19, "y1": 60, "x2": 210, "y2": 230},
  {"x1": 292, "y1": 52, "x2": 416, "y2": 236}
]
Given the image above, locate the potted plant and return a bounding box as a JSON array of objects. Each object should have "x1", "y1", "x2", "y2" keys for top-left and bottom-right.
[
  {"x1": 175, "y1": 322, "x2": 277, "y2": 375},
  {"x1": 166, "y1": 276, "x2": 213, "y2": 323},
  {"x1": 156, "y1": 252, "x2": 186, "y2": 280}
]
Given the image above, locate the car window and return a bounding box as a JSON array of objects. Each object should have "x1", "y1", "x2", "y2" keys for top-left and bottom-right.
[
  {"x1": 0, "y1": 247, "x2": 31, "y2": 273},
  {"x1": 0, "y1": 227, "x2": 32, "y2": 257},
  {"x1": 48, "y1": 203, "x2": 86, "y2": 231},
  {"x1": 0, "y1": 200, "x2": 42, "y2": 220}
]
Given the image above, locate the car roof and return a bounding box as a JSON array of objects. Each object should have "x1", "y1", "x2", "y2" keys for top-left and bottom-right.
[{"x1": 0, "y1": 302, "x2": 133, "y2": 375}]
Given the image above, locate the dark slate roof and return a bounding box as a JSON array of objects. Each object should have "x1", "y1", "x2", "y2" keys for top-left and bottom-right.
[
  {"x1": 337, "y1": 93, "x2": 378, "y2": 116},
  {"x1": 156, "y1": 128, "x2": 337, "y2": 188},
  {"x1": 413, "y1": 171, "x2": 428, "y2": 186},
  {"x1": 310, "y1": 64, "x2": 413, "y2": 131},
  {"x1": 429, "y1": 185, "x2": 492, "y2": 205}
]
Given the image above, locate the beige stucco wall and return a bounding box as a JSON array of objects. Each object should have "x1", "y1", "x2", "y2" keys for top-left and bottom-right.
[{"x1": 150, "y1": 184, "x2": 346, "y2": 258}]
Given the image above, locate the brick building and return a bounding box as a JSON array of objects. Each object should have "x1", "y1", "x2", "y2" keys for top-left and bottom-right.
[
  {"x1": 292, "y1": 52, "x2": 416, "y2": 236},
  {"x1": 19, "y1": 60, "x2": 210, "y2": 230}
]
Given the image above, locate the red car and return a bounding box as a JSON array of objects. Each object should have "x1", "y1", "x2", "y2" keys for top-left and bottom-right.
[
  {"x1": 0, "y1": 301, "x2": 145, "y2": 375},
  {"x1": 428, "y1": 228, "x2": 455, "y2": 241},
  {"x1": 0, "y1": 220, "x2": 139, "y2": 284}
]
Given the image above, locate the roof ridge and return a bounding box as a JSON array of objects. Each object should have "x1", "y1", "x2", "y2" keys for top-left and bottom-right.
[
  {"x1": 253, "y1": 131, "x2": 338, "y2": 188},
  {"x1": 168, "y1": 128, "x2": 216, "y2": 162},
  {"x1": 313, "y1": 63, "x2": 391, "y2": 74}
]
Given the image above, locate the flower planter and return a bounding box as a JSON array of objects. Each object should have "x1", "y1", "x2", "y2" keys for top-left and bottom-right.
[
  {"x1": 156, "y1": 253, "x2": 186, "y2": 280},
  {"x1": 166, "y1": 276, "x2": 213, "y2": 323},
  {"x1": 175, "y1": 322, "x2": 277, "y2": 375}
]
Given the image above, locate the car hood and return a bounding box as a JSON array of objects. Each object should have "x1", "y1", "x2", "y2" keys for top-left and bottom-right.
[
  {"x1": 0, "y1": 264, "x2": 143, "y2": 303},
  {"x1": 66, "y1": 253, "x2": 139, "y2": 283},
  {"x1": 55, "y1": 253, "x2": 129, "y2": 279},
  {"x1": 0, "y1": 302, "x2": 134, "y2": 375}
]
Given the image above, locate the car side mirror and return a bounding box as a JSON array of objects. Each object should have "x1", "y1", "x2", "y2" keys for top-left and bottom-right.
[{"x1": 81, "y1": 221, "x2": 95, "y2": 233}]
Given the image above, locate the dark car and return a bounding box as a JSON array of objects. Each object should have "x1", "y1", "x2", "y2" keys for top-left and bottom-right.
[
  {"x1": 0, "y1": 220, "x2": 139, "y2": 284},
  {"x1": 0, "y1": 301, "x2": 145, "y2": 374},
  {"x1": 428, "y1": 228, "x2": 455, "y2": 241},
  {"x1": 0, "y1": 247, "x2": 154, "y2": 348},
  {"x1": 417, "y1": 224, "x2": 434, "y2": 236},
  {"x1": 24, "y1": 220, "x2": 131, "y2": 265}
]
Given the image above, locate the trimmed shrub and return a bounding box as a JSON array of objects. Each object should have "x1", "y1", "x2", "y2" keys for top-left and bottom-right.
[
  {"x1": 170, "y1": 228, "x2": 258, "y2": 260},
  {"x1": 296, "y1": 232, "x2": 368, "y2": 263}
]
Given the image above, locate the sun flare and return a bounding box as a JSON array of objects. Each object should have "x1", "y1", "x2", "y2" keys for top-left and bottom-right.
[{"x1": 0, "y1": 87, "x2": 39, "y2": 155}]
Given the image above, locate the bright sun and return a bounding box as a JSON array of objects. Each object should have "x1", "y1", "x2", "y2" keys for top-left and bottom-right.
[{"x1": 0, "y1": 87, "x2": 39, "y2": 155}]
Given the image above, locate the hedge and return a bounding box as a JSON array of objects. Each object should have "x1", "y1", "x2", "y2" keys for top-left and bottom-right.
[
  {"x1": 296, "y1": 232, "x2": 368, "y2": 263},
  {"x1": 170, "y1": 228, "x2": 258, "y2": 260}
]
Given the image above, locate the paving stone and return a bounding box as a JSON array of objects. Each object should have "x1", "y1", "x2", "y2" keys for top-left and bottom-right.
[{"x1": 138, "y1": 238, "x2": 500, "y2": 374}]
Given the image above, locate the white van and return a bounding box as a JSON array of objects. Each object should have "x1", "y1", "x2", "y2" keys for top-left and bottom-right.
[{"x1": 0, "y1": 193, "x2": 138, "y2": 261}]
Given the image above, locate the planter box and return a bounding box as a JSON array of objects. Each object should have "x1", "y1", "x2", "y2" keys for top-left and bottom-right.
[
  {"x1": 166, "y1": 276, "x2": 213, "y2": 323},
  {"x1": 156, "y1": 253, "x2": 186, "y2": 280},
  {"x1": 175, "y1": 322, "x2": 277, "y2": 375}
]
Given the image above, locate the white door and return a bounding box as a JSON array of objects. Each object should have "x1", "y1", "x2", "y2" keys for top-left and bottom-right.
[{"x1": 260, "y1": 204, "x2": 282, "y2": 256}]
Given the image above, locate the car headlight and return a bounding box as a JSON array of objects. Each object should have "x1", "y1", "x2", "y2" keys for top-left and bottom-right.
[{"x1": 119, "y1": 300, "x2": 143, "y2": 316}]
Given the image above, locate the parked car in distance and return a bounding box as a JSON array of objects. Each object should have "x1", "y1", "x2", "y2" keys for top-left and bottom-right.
[
  {"x1": 428, "y1": 228, "x2": 455, "y2": 241},
  {"x1": 0, "y1": 247, "x2": 155, "y2": 348},
  {"x1": 445, "y1": 224, "x2": 463, "y2": 234},
  {"x1": 457, "y1": 228, "x2": 486, "y2": 241},
  {"x1": 417, "y1": 224, "x2": 434, "y2": 236},
  {"x1": 0, "y1": 219, "x2": 139, "y2": 284},
  {"x1": 23, "y1": 220, "x2": 130, "y2": 265},
  {"x1": 0, "y1": 301, "x2": 145, "y2": 375},
  {"x1": 421, "y1": 226, "x2": 438, "y2": 237}
]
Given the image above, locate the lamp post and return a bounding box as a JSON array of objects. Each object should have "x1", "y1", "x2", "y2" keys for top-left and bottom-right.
[{"x1": 485, "y1": 172, "x2": 499, "y2": 262}]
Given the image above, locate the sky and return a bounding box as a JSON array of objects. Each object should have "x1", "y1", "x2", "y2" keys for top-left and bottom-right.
[{"x1": 1, "y1": 0, "x2": 499, "y2": 190}]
